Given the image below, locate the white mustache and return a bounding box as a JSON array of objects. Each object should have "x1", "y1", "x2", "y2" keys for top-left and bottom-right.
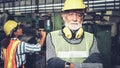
[
  {"x1": 70, "y1": 21, "x2": 79, "y2": 24},
  {"x1": 65, "y1": 22, "x2": 82, "y2": 30},
  {"x1": 70, "y1": 23, "x2": 79, "y2": 25}
]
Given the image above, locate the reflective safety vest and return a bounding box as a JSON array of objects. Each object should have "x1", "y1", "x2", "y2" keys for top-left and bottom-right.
[
  {"x1": 2, "y1": 40, "x2": 21, "y2": 68},
  {"x1": 50, "y1": 30, "x2": 93, "y2": 63}
]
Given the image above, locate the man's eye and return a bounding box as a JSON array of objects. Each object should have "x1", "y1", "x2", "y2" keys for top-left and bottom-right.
[
  {"x1": 68, "y1": 13, "x2": 73, "y2": 15},
  {"x1": 77, "y1": 13, "x2": 84, "y2": 17}
]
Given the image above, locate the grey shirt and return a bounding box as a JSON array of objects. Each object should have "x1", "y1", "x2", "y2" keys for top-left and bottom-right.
[{"x1": 46, "y1": 30, "x2": 103, "y2": 68}]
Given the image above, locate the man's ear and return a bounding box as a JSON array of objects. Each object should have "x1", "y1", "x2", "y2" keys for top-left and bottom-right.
[
  {"x1": 14, "y1": 32, "x2": 17, "y2": 36},
  {"x1": 61, "y1": 13, "x2": 66, "y2": 21},
  {"x1": 81, "y1": 14, "x2": 85, "y2": 22},
  {"x1": 13, "y1": 31, "x2": 18, "y2": 36}
]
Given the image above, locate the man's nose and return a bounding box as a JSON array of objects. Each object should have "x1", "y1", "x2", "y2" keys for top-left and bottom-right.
[{"x1": 72, "y1": 13, "x2": 77, "y2": 22}]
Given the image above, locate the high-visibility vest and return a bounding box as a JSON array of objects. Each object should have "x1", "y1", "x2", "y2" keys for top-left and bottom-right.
[
  {"x1": 50, "y1": 30, "x2": 93, "y2": 63},
  {"x1": 2, "y1": 40, "x2": 21, "y2": 68}
]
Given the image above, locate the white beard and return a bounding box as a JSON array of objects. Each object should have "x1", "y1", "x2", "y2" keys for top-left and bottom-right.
[{"x1": 65, "y1": 21, "x2": 82, "y2": 30}]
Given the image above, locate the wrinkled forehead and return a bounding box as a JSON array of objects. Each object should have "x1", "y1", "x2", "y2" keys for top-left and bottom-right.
[{"x1": 62, "y1": 9, "x2": 85, "y2": 13}]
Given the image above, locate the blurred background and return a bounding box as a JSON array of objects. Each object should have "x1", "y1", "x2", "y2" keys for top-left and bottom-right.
[{"x1": 0, "y1": 0, "x2": 120, "y2": 68}]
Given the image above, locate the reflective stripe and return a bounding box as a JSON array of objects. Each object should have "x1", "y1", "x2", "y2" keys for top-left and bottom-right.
[
  {"x1": 51, "y1": 31, "x2": 93, "y2": 62},
  {"x1": 3, "y1": 40, "x2": 20, "y2": 68},
  {"x1": 7, "y1": 40, "x2": 20, "y2": 68},
  {"x1": 58, "y1": 51, "x2": 89, "y2": 58}
]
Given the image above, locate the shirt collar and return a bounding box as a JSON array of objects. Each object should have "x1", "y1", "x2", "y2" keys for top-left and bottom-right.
[{"x1": 11, "y1": 38, "x2": 18, "y2": 40}]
